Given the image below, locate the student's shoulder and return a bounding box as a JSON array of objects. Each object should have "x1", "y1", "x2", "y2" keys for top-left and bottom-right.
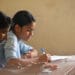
[{"x1": 7, "y1": 31, "x2": 18, "y2": 41}]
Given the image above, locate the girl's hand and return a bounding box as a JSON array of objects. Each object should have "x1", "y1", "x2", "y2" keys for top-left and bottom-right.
[
  {"x1": 44, "y1": 62, "x2": 58, "y2": 70},
  {"x1": 38, "y1": 54, "x2": 48, "y2": 63}
]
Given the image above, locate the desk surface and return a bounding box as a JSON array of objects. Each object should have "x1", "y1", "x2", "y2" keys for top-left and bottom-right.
[{"x1": 0, "y1": 55, "x2": 75, "y2": 75}]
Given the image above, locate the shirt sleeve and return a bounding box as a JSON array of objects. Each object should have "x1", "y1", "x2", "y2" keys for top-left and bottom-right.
[{"x1": 19, "y1": 40, "x2": 33, "y2": 54}]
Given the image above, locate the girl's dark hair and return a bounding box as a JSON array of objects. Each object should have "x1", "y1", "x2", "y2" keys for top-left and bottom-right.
[
  {"x1": 0, "y1": 11, "x2": 11, "y2": 29},
  {"x1": 12, "y1": 10, "x2": 36, "y2": 30}
]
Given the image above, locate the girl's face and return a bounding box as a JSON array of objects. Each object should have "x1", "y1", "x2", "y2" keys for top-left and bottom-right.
[
  {"x1": 0, "y1": 28, "x2": 9, "y2": 41},
  {"x1": 17, "y1": 22, "x2": 36, "y2": 41}
]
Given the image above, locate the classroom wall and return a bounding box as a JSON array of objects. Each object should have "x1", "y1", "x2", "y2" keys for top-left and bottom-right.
[{"x1": 0, "y1": 0, "x2": 75, "y2": 55}]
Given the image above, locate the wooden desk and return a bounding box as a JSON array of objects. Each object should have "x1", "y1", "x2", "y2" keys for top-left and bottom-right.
[{"x1": 0, "y1": 55, "x2": 75, "y2": 75}]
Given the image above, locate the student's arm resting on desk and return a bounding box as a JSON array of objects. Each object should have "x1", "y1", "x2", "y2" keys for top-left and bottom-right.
[
  {"x1": 22, "y1": 48, "x2": 38, "y2": 58},
  {"x1": 6, "y1": 57, "x2": 38, "y2": 68}
]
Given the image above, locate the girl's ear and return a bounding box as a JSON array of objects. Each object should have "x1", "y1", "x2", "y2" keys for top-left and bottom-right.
[{"x1": 14, "y1": 24, "x2": 21, "y2": 33}]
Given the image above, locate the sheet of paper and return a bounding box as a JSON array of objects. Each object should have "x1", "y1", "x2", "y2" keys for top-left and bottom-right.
[{"x1": 51, "y1": 56, "x2": 68, "y2": 61}]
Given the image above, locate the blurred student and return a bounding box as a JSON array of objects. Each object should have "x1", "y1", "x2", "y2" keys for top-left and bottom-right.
[
  {"x1": 4, "y1": 10, "x2": 57, "y2": 70},
  {"x1": 0, "y1": 11, "x2": 11, "y2": 68}
]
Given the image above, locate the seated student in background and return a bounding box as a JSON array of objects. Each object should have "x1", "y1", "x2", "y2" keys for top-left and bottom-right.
[
  {"x1": 4, "y1": 10, "x2": 57, "y2": 70},
  {"x1": 0, "y1": 11, "x2": 11, "y2": 68}
]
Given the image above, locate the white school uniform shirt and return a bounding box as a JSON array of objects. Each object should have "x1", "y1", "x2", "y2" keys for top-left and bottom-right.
[{"x1": 4, "y1": 31, "x2": 33, "y2": 60}]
